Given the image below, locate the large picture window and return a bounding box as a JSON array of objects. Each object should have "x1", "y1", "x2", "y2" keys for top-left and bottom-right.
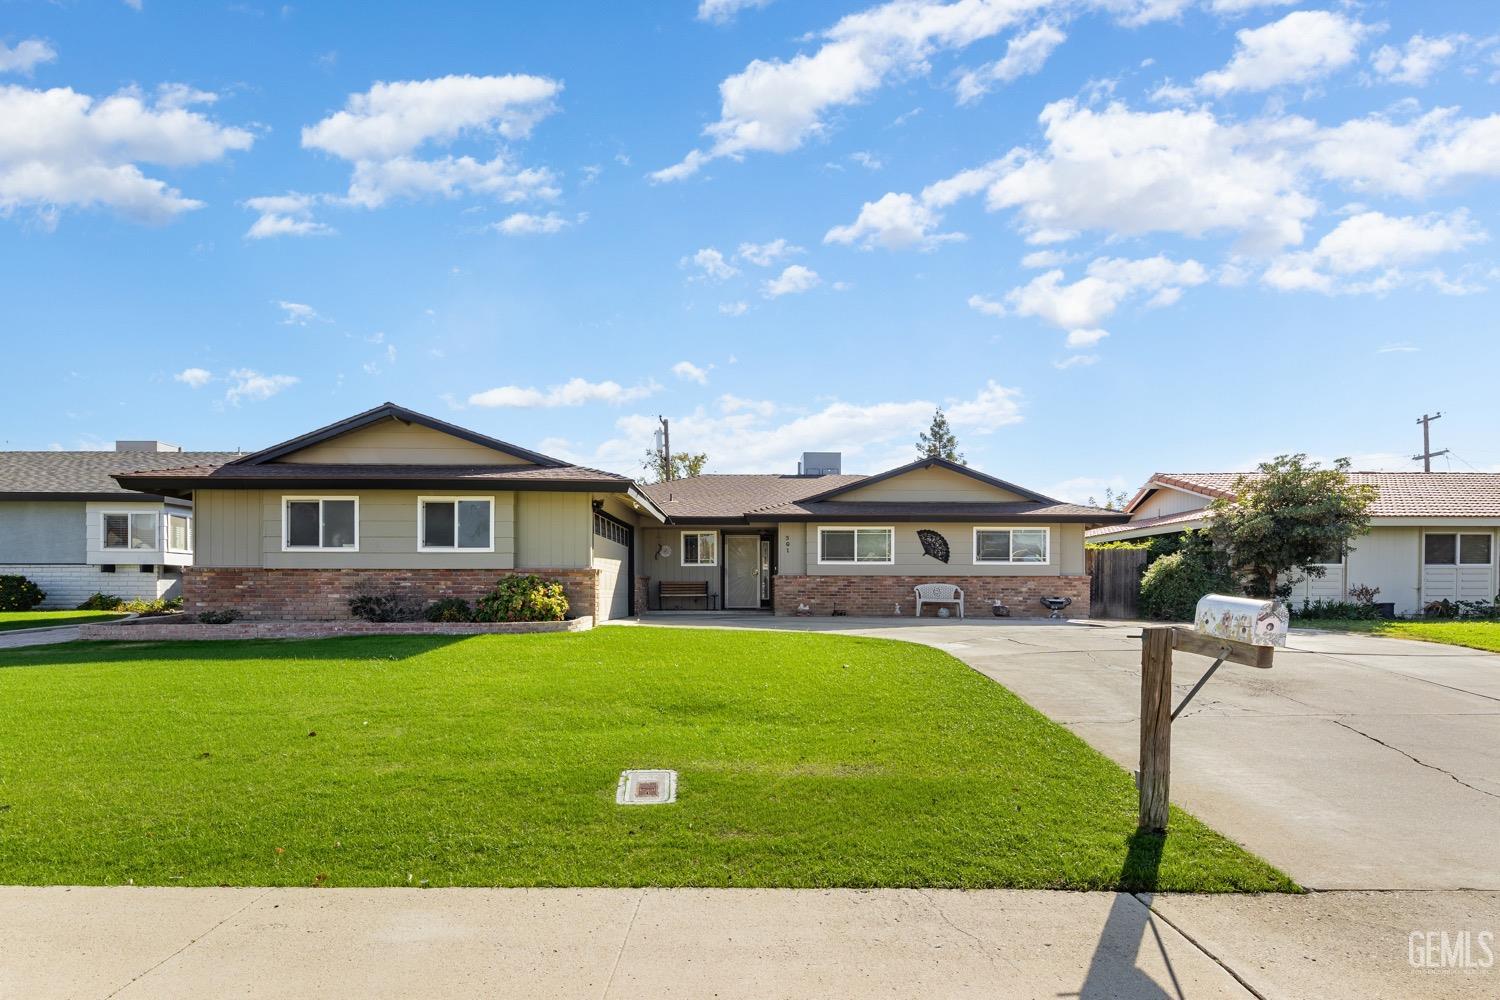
[
  {"x1": 419, "y1": 497, "x2": 493, "y2": 551},
  {"x1": 817, "y1": 526, "x2": 894, "y2": 565},
  {"x1": 283, "y1": 497, "x2": 358, "y2": 550},
  {"x1": 102, "y1": 512, "x2": 157, "y2": 551},
  {"x1": 1425, "y1": 533, "x2": 1493, "y2": 566},
  {"x1": 681, "y1": 530, "x2": 718, "y2": 566},
  {"x1": 973, "y1": 527, "x2": 1050, "y2": 564}
]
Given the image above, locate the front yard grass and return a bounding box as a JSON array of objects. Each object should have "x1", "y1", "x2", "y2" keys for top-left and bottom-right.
[
  {"x1": 0, "y1": 628, "x2": 1294, "y2": 892},
  {"x1": 0, "y1": 610, "x2": 129, "y2": 632},
  {"x1": 1298, "y1": 618, "x2": 1500, "y2": 654}
]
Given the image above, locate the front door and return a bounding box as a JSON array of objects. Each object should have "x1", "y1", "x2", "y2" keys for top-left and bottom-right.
[{"x1": 724, "y1": 535, "x2": 761, "y2": 609}]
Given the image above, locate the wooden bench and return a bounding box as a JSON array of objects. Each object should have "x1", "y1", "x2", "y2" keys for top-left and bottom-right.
[{"x1": 659, "y1": 580, "x2": 716, "y2": 610}]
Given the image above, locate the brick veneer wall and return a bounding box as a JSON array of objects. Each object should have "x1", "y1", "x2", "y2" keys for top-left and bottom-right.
[
  {"x1": 79, "y1": 617, "x2": 591, "y2": 641},
  {"x1": 633, "y1": 576, "x2": 650, "y2": 617},
  {"x1": 183, "y1": 567, "x2": 599, "y2": 621},
  {"x1": 772, "y1": 574, "x2": 1091, "y2": 618}
]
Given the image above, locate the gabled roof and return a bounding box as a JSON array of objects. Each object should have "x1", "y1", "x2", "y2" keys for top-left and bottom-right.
[
  {"x1": 639, "y1": 474, "x2": 866, "y2": 522},
  {"x1": 802, "y1": 456, "x2": 1060, "y2": 504},
  {"x1": 0, "y1": 450, "x2": 242, "y2": 501},
  {"x1": 227, "y1": 401, "x2": 567, "y2": 467},
  {"x1": 1125, "y1": 471, "x2": 1500, "y2": 519}
]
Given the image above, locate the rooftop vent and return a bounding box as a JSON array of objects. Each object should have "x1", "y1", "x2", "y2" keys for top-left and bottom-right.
[
  {"x1": 115, "y1": 440, "x2": 182, "y2": 453},
  {"x1": 798, "y1": 451, "x2": 842, "y2": 476},
  {"x1": 616, "y1": 769, "x2": 677, "y2": 805}
]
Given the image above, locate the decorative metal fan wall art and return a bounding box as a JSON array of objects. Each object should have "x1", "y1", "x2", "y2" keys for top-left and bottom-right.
[{"x1": 916, "y1": 529, "x2": 950, "y2": 563}]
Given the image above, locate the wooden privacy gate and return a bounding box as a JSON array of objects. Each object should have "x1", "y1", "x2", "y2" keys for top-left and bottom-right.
[{"x1": 1089, "y1": 548, "x2": 1148, "y2": 619}]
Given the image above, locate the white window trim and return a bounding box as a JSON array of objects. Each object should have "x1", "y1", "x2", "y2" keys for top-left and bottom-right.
[
  {"x1": 681, "y1": 530, "x2": 719, "y2": 567},
  {"x1": 1424, "y1": 530, "x2": 1495, "y2": 567},
  {"x1": 100, "y1": 511, "x2": 159, "y2": 552},
  {"x1": 281, "y1": 496, "x2": 360, "y2": 552},
  {"x1": 816, "y1": 526, "x2": 895, "y2": 566},
  {"x1": 972, "y1": 526, "x2": 1052, "y2": 565},
  {"x1": 416, "y1": 496, "x2": 496, "y2": 553},
  {"x1": 164, "y1": 512, "x2": 193, "y2": 554}
]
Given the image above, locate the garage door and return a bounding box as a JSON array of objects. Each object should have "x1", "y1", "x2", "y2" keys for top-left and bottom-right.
[{"x1": 592, "y1": 512, "x2": 632, "y2": 621}]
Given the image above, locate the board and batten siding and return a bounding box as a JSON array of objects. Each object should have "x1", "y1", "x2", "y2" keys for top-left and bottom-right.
[
  {"x1": 274, "y1": 419, "x2": 533, "y2": 465},
  {"x1": 0, "y1": 500, "x2": 86, "y2": 564},
  {"x1": 1133, "y1": 487, "x2": 1213, "y2": 519},
  {"x1": 514, "y1": 491, "x2": 591, "y2": 569},
  {"x1": 832, "y1": 466, "x2": 1029, "y2": 503},
  {"x1": 803, "y1": 522, "x2": 1087, "y2": 577},
  {"x1": 194, "y1": 490, "x2": 262, "y2": 568}
]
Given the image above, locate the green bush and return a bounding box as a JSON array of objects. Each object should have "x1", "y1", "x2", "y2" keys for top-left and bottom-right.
[
  {"x1": 1139, "y1": 540, "x2": 1238, "y2": 622},
  {"x1": 76, "y1": 592, "x2": 123, "y2": 611},
  {"x1": 424, "y1": 597, "x2": 474, "y2": 623},
  {"x1": 0, "y1": 575, "x2": 46, "y2": 611},
  {"x1": 118, "y1": 597, "x2": 182, "y2": 616},
  {"x1": 348, "y1": 587, "x2": 425, "y2": 623},
  {"x1": 196, "y1": 608, "x2": 242, "y2": 624},
  {"x1": 475, "y1": 574, "x2": 570, "y2": 623},
  {"x1": 1292, "y1": 599, "x2": 1383, "y2": 621}
]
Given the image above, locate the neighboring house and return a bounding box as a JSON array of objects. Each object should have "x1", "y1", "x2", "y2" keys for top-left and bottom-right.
[
  {"x1": 0, "y1": 442, "x2": 241, "y2": 608},
  {"x1": 113, "y1": 402, "x2": 1129, "y2": 620},
  {"x1": 1087, "y1": 472, "x2": 1500, "y2": 615}
]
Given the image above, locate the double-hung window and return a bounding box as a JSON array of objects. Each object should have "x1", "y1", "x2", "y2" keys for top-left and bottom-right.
[
  {"x1": 817, "y1": 526, "x2": 894, "y2": 565},
  {"x1": 973, "y1": 527, "x2": 1050, "y2": 564},
  {"x1": 681, "y1": 530, "x2": 718, "y2": 566},
  {"x1": 419, "y1": 497, "x2": 493, "y2": 552},
  {"x1": 102, "y1": 512, "x2": 158, "y2": 551},
  {"x1": 283, "y1": 497, "x2": 358, "y2": 551},
  {"x1": 1425, "y1": 533, "x2": 1493, "y2": 566},
  {"x1": 165, "y1": 513, "x2": 192, "y2": 553}
]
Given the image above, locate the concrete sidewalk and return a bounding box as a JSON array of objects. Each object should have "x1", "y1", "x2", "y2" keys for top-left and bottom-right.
[{"x1": 4, "y1": 886, "x2": 1494, "y2": 999}]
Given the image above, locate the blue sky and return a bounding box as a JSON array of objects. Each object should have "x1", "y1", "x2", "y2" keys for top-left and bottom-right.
[{"x1": 3, "y1": 0, "x2": 1497, "y2": 501}]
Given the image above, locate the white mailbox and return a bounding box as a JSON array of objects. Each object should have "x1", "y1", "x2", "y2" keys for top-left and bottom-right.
[{"x1": 1193, "y1": 594, "x2": 1287, "y2": 648}]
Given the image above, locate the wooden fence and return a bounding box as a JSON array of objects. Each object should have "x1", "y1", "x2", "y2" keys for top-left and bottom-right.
[{"x1": 1088, "y1": 548, "x2": 1149, "y2": 619}]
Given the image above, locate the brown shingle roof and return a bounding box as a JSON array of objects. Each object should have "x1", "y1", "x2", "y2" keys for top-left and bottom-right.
[
  {"x1": 1133, "y1": 471, "x2": 1500, "y2": 519},
  {"x1": 0, "y1": 451, "x2": 243, "y2": 498},
  {"x1": 639, "y1": 474, "x2": 866, "y2": 520}
]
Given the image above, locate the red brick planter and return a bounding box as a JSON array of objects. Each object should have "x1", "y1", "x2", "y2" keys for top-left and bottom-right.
[
  {"x1": 772, "y1": 574, "x2": 1091, "y2": 618},
  {"x1": 78, "y1": 617, "x2": 592, "y2": 641}
]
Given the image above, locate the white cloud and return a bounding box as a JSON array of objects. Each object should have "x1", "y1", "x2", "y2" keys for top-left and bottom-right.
[
  {"x1": 762, "y1": 263, "x2": 821, "y2": 297},
  {"x1": 493, "y1": 210, "x2": 570, "y2": 235},
  {"x1": 225, "y1": 369, "x2": 298, "y2": 405},
  {"x1": 467, "y1": 377, "x2": 661, "y2": 408},
  {"x1": 0, "y1": 83, "x2": 253, "y2": 224},
  {"x1": 824, "y1": 191, "x2": 964, "y2": 250},
  {"x1": 173, "y1": 367, "x2": 212, "y2": 388},
  {"x1": 696, "y1": 0, "x2": 774, "y2": 24},
  {"x1": 276, "y1": 300, "x2": 325, "y2": 325},
  {"x1": 955, "y1": 23, "x2": 1066, "y2": 105},
  {"x1": 1020, "y1": 248, "x2": 1072, "y2": 268},
  {"x1": 342, "y1": 154, "x2": 558, "y2": 209},
  {"x1": 1371, "y1": 34, "x2": 1464, "y2": 86},
  {"x1": 719, "y1": 300, "x2": 750, "y2": 316},
  {"x1": 1064, "y1": 327, "x2": 1108, "y2": 347},
  {"x1": 681, "y1": 246, "x2": 739, "y2": 281},
  {"x1": 0, "y1": 39, "x2": 57, "y2": 75},
  {"x1": 1053, "y1": 353, "x2": 1099, "y2": 369},
  {"x1": 1377, "y1": 343, "x2": 1419, "y2": 354},
  {"x1": 850, "y1": 150, "x2": 883, "y2": 170},
  {"x1": 719, "y1": 393, "x2": 777, "y2": 417},
  {"x1": 967, "y1": 293, "x2": 1006, "y2": 317},
  {"x1": 736, "y1": 237, "x2": 804, "y2": 266},
  {"x1": 1046, "y1": 473, "x2": 1130, "y2": 505},
  {"x1": 1195, "y1": 11, "x2": 1370, "y2": 96},
  {"x1": 1263, "y1": 210, "x2": 1487, "y2": 294},
  {"x1": 244, "y1": 192, "x2": 333, "y2": 238},
  {"x1": 1304, "y1": 107, "x2": 1500, "y2": 198},
  {"x1": 1205, "y1": 0, "x2": 1294, "y2": 13},
  {"x1": 1003, "y1": 255, "x2": 1208, "y2": 332},
  {"x1": 672, "y1": 360, "x2": 711, "y2": 384}
]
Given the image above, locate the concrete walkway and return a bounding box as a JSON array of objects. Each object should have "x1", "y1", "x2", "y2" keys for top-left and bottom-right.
[
  {"x1": 4, "y1": 885, "x2": 1493, "y2": 999},
  {"x1": 0, "y1": 624, "x2": 84, "y2": 649}
]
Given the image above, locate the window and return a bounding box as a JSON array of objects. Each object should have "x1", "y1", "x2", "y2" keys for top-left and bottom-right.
[
  {"x1": 166, "y1": 513, "x2": 192, "y2": 553},
  {"x1": 418, "y1": 497, "x2": 492, "y2": 551},
  {"x1": 594, "y1": 513, "x2": 630, "y2": 547},
  {"x1": 817, "y1": 527, "x2": 894, "y2": 565},
  {"x1": 283, "y1": 497, "x2": 358, "y2": 550},
  {"x1": 1427, "y1": 533, "x2": 1493, "y2": 566},
  {"x1": 681, "y1": 530, "x2": 718, "y2": 566},
  {"x1": 973, "y1": 527, "x2": 1050, "y2": 564},
  {"x1": 102, "y1": 512, "x2": 157, "y2": 551}
]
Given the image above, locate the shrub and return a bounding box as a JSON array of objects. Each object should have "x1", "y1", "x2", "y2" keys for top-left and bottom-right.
[
  {"x1": 424, "y1": 597, "x2": 474, "y2": 623},
  {"x1": 348, "y1": 587, "x2": 425, "y2": 623},
  {"x1": 0, "y1": 575, "x2": 46, "y2": 611},
  {"x1": 196, "y1": 609, "x2": 242, "y2": 624},
  {"x1": 1139, "y1": 538, "x2": 1238, "y2": 622},
  {"x1": 1292, "y1": 599, "x2": 1383, "y2": 621},
  {"x1": 76, "y1": 592, "x2": 123, "y2": 611},
  {"x1": 475, "y1": 574, "x2": 569, "y2": 623},
  {"x1": 1423, "y1": 599, "x2": 1458, "y2": 619},
  {"x1": 118, "y1": 597, "x2": 182, "y2": 616}
]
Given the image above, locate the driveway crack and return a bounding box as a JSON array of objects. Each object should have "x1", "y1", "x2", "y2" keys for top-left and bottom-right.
[
  {"x1": 1328, "y1": 718, "x2": 1500, "y2": 800},
  {"x1": 913, "y1": 889, "x2": 1025, "y2": 978},
  {"x1": 105, "y1": 887, "x2": 273, "y2": 998},
  {"x1": 601, "y1": 888, "x2": 646, "y2": 1000}
]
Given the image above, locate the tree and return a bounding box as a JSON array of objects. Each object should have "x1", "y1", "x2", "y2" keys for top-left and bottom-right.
[
  {"x1": 1206, "y1": 454, "x2": 1377, "y2": 599},
  {"x1": 641, "y1": 448, "x2": 708, "y2": 483},
  {"x1": 916, "y1": 408, "x2": 964, "y2": 463},
  {"x1": 1086, "y1": 486, "x2": 1127, "y2": 510}
]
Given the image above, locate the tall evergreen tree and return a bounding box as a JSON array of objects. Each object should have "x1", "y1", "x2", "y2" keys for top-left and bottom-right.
[{"x1": 916, "y1": 408, "x2": 964, "y2": 464}]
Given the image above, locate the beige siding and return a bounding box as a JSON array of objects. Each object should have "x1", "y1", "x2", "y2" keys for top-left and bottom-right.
[
  {"x1": 638, "y1": 526, "x2": 724, "y2": 591},
  {"x1": 515, "y1": 491, "x2": 590, "y2": 568},
  {"x1": 259, "y1": 490, "x2": 517, "y2": 570},
  {"x1": 194, "y1": 490, "x2": 263, "y2": 567},
  {"x1": 803, "y1": 522, "x2": 1085, "y2": 577},
  {"x1": 777, "y1": 522, "x2": 807, "y2": 575},
  {"x1": 275, "y1": 418, "x2": 534, "y2": 465},
  {"x1": 1135, "y1": 486, "x2": 1212, "y2": 519},
  {"x1": 833, "y1": 465, "x2": 1029, "y2": 502}
]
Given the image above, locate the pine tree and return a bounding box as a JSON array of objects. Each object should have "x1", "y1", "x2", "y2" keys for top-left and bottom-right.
[{"x1": 916, "y1": 408, "x2": 964, "y2": 464}]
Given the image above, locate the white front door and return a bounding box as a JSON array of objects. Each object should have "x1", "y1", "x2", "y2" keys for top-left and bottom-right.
[{"x1": 724, "y1": 535, "x2": 761, "y2": 609}]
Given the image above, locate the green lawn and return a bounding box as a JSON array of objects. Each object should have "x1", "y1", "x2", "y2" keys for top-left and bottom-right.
[
  {"x1": 0, "y1": 628, "x2": 1293, "y2": 892},
  {"x1": 1298, "y1": 618, "x2": 1500, "y2": 654},
  {"x1": 0, "y1": 610, "x2": 129, "y2": 632}
]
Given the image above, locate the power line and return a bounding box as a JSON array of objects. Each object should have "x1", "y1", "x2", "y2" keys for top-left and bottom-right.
[{"x1": 1413, "y1": 412, "x2": 1449, "y2": 472}]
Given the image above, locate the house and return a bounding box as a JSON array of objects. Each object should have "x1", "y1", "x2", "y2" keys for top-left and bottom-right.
[
  {"x1": 0, "y1": 442, "x2": 241, "y2": 608},
  {"x1": 115, "y1": 402, "x2": 1128, "y2": 620},
  {"x1": 1087, "y1": 472, "x2": 1500, "y2": 615}
]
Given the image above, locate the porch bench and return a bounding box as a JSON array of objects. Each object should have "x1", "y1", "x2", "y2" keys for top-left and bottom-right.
[
  {"x1": 659, "y1": 580, "x2": 717, "y2": 610},
  {"x1": 914, "y1": 583, "x2": 964, "y2": 619}
]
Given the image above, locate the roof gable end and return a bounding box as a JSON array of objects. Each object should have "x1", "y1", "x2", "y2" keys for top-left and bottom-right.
[{"x1": 803, "y1": 457, "x2": 1059, "y2": 504}]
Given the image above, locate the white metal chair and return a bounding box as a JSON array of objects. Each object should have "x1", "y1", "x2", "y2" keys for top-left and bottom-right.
[{"x1": 914, "y1": 583, "x2": 964, "y2": 619}]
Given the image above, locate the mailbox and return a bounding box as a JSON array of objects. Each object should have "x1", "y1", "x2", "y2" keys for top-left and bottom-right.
[{"x1": 1193, "y1": 594, "x2": 1287, "y2": 648}]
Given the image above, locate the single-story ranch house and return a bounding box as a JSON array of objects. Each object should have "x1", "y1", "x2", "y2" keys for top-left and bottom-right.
[
  {"x1": 113, "y1": 403, "x2": 1129, "y2": 621},
  {"x1": 0, "y1": 442, "x2": 240, "y2": 607},
  {"x1": 1087, "y1": 472, "x2": 1500, "y2": 616}
]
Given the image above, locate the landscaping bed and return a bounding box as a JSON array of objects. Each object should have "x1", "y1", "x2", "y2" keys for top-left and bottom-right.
[
  {"x1": 0, "y1": 627, "x2": 1292, "y2": 892},
  {"x1": 77, "y1": 616, "x2": 592, "y2": 640}
]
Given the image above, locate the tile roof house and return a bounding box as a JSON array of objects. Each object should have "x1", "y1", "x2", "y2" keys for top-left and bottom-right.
[
  {"x1": 0, "y1": 444, "x2": 241, "y2": 608},
  {"x1": 1088, "y1": 472, "x2": 1500, "y2": 615},
  {"x1": 111, "y1": 402, "x2": 1128, "y2": 621}
]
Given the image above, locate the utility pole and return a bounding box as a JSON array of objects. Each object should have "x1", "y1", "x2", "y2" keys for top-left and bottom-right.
[
  {"x1": 656, "y1": 415, "x2": 672, "y2": 480},
  {"x1": 1413, "y1": 412, "x2": 1448, "y2": 472}
]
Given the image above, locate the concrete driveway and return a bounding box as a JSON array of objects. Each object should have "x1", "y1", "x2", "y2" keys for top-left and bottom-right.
[{"x1": 622, "y1": 615, "x2": 1500, "y2": 891}]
